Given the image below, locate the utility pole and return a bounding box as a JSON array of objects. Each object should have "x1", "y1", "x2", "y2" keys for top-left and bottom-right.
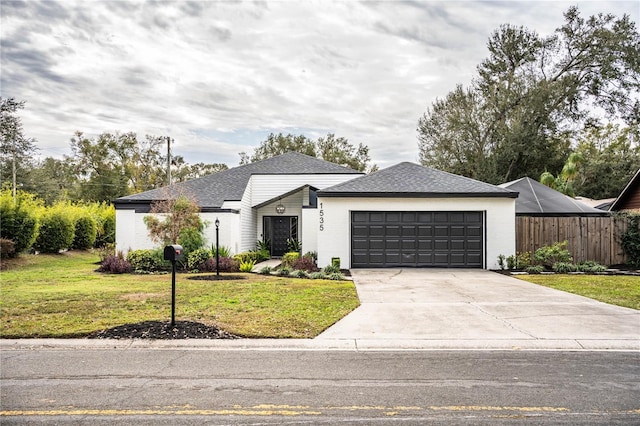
[{"x1": 167, "y1": 136, "x2": 172, "y2": 186}]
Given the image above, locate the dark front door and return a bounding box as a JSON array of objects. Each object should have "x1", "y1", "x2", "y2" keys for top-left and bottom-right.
[{"x1": 264, "y1": 216, "x2": 298, "y2": 257}]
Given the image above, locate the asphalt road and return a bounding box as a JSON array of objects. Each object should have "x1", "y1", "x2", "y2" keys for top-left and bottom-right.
[{"x1": 1, "y1": 348, "x2": 639, "y2": 425}]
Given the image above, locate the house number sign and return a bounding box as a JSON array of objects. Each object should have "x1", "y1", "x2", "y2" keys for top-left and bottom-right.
[{"x1": 319, "y1": 202, "x2": 324, "y2": 231}]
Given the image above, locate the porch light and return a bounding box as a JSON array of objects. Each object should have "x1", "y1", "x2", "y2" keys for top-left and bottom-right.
[{"x1": 276, "y1": 202, "x2": 286, "y2": 214}]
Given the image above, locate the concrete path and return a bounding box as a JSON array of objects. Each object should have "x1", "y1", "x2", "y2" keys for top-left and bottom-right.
[{"x1": 316, "y1": 269, "x2": 640, "y2": 350}]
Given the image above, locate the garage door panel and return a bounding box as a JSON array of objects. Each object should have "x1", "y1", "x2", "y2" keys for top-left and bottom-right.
[
  {"x1": 434, "y1": 226, "x2": 449, "y2": 237},
  {"x1": 385, "y1": 252, "x2": 401, "y2": 263},
  {"x1": 418, "y1": 226, "x2": 433, "y2": 237},
  {"x1": 351, "y1": 211, "x2": 484, "y2": 268},
  {"x1": 401, "y1": 239, "x2": 416, "y2": 250},
  {"x1": 467, "y1": 239, "x2": 482, "y2": 250},
  {"x1": 352, "y1": 238, "x2": 369, "y2": 250},
  {"x1": 386, "y1": 239, "x2": 400, "y2": 250},
  {"x1": 418, "y1": 239, "x2": 433, "y2": 250},
  {"x1": 450, "y1": 239, "x2": 465, "y2": 251},
  {"x1": 369, "y1": 239, "x2": 385, "y2": 250},
  {"x1": 434, "y1": 239, "x2": 448, "y2": 250},
  {"x1": 467, "y1": 226, "x2": 482, "y2": 237},
  {"x1": 386, "y1": 226, "x2": 400, "y2": 237}
]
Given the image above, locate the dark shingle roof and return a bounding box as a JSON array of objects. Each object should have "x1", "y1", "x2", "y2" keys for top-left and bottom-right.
[
  {"x1": 318, "y1": 162, "x2": 517, "y2": 198},
  {"x1": 115, "y1": 152, "x2": 361, "y2": 209},
  {"x1": 499, "y1": 177, "x2": 609, "y2": 216}
]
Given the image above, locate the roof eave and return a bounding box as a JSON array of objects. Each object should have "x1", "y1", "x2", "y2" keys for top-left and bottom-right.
[{"x1": 317, "y1": 191, "x2": 519, "y2": 199}]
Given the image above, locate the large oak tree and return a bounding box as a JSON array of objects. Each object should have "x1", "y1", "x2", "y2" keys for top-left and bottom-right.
[{"x1": 417, "y1": 7, "x2": 640, "y2": 185}]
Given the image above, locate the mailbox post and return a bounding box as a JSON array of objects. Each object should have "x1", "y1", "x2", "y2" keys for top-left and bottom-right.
[{"x1": 163, "y1": 245, "x2": 183, "y2": 326}]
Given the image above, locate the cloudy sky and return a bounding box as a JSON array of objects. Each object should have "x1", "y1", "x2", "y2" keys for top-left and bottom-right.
[{"x1": 2, "y1": 0, "x2": 638, "y2": 169}]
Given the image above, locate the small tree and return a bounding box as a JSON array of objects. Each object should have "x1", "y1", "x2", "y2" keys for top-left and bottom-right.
[{"x1": 143, "y1": 192, "x2": 205, "y2": 254}]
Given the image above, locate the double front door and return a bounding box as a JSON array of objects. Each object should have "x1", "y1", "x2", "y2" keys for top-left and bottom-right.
[{"x1": 263, "y1": 216, "x2": 298, "y2": 257}]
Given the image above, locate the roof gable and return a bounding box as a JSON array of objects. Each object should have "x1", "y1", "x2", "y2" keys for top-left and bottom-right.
[
  {"x1": 318, "y1": 162, "x2": 517, "y2": 198},
  {"x1": 499, "y1": 177, "x2": 608, "y2": 216},
  {"x1": 610, "y1": 169, "x2": 640, "y2": 211},
  {"x1": 115, "y1": 152, "x2": 361, "y2": 208}
]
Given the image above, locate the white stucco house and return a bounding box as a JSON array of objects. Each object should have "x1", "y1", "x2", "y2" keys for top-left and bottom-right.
[{"x1": 115, "y1": 152, "x2": 518, "y2": 269}]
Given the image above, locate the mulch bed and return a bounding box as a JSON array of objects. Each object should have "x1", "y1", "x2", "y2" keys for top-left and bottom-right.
[
  {"x1": 88, "y1": 320, "x2": 240, "y2": 340},
  {"x1": 187, "y1": 275, "x2": 245, "y2": 281}
]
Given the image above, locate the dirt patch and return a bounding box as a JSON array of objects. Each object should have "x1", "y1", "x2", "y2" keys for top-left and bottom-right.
[
  {"x1": 88, "y1": 320, "x2": 240, "y2": 339},
  {"x1": 119, "y1": 293, "x2": 164, "y2": 302}
]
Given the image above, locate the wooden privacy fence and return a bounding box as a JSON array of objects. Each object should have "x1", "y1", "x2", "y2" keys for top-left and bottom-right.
[{"x1": 516, "y1": 216, "x2": 630, "y2": 266}]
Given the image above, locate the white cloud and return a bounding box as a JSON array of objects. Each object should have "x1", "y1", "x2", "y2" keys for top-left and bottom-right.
[{"x1": 1, "y1": 0, "x2": 638, "y2": 168}]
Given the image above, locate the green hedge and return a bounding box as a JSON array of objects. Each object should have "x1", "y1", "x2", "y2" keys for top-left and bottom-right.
[
  {"x1": 34, "y1": 212, "x2": 74, "y2": 253},
  {"x1": 0, "y1": 197, "x2": 39, "y2": 255},
  {"x1": 73, "y1": 215, "x2": 97, "y2": 250}
]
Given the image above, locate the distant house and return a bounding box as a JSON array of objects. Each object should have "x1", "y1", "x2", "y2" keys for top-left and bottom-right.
[
  {"x1": 609, "y1": 169, "x2": 640, "y2": 212},
  {"x1": 499, "y1": 177, "x2": 608, "y2": 217},
  {"x1": 115, "y1": 152, "x2": 518, "y2": 269}
]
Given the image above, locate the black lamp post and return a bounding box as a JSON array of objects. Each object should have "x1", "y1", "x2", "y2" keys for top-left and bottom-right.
[{"x1": 215, "y1": 217, "x2": 220, "y2": 277}]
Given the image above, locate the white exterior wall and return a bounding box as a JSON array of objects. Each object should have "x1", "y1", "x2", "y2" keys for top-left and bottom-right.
[
  {"x1": 200, "y1": 212, "x2": 241, "y2": 255},
  {"x1": 239, "y1": 179, "x2": 256, "y2": 253},
  {"x1": 316, "y1": 197, "x2": 516, "y2": 270},
  {"x1": 116, "y1": 209, "x2": 241, "y2": 255},
  {"x1": 250, "y1": 174, "x2": 362, "y2": 206},
  {"x1": 115, "y1": 209, "x2": 155, "y2": 254},
  {"x1": 301, "y1": 208, "x2": 318, "y2": 254}
]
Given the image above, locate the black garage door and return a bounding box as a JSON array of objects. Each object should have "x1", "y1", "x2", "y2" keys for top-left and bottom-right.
[{"x1": 351, "y1": 211, "x2": 484, "y2": 268}]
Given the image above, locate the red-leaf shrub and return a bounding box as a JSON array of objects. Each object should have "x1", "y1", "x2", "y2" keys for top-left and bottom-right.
[
  {"x1": 201, "y1": 256, "x2": 240, "y2": 272},
  {"x1": 98, "y1": 255, "x2": 132, "y2": 274},
  {"x1": 293, "y1": 256, "x2": 318, "y2": 272}
]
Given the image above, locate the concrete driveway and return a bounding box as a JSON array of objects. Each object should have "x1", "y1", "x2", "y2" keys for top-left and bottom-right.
[{"x1": 316, "y1": 269, "x2": 640, "y2": 350}]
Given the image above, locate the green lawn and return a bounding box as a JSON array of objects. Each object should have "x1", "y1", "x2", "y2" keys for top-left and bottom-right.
[
  {"x1": 0, "y1": 251, "x2": 360, "y2": 338},
  {"x1": 517, "y1": 274, "x2": 640, "y2": 310}
]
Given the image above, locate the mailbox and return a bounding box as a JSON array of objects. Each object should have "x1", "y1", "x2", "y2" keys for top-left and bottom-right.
[{"x1": 164, "y1": 244, "x2": 184, "y2": 262}]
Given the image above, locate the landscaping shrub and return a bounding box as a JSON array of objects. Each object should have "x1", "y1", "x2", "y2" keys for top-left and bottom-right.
[
  {"x1": 0, "y1": 192, "x2": 39, "y2": 255},
  {"x1": 323, "y1": 264, "x2": 340, "y2": 274},
  {"x1": 291, "y1": 269, "x2": 309, "y2": 278},
  {"x1": 234, "y1": 250, "x2": 268, "y2": 264},
  {"x1": 533, "y1": 241, "x2": 573, "y2": 268},
  {"x1": 187, "y1": 248, "x2": 211, "y2": 270},
  {"x1": 278, "y1": 267, "x2": 291, "y2": 276},
  {"x1": 259, "y1": 266, "x2": 272, "y2": 275},
  {"x1": 34, "y1": 211, "x2": 74, "y2": 253},
  {"x1": 328, "y1": 272, "x2": 346, "y2": 281},
  {"x1": 303, "y1": 251, "x2": 317, "y2": 262},
  {"x1": 286, "y1": 238, "x2": 301, "y2": 253},
  {"x1": 282, "y1": 252, "x2": 300, "y2": 268},
  {"x1": 310, "y1": 272, "x2": 326, "y2": 279},
  {"x1": 516, "y1": 251, "x2": 532, "y2": 269},
  {"x1": 201, "y1": 256, "x2": 239, "y2": 272},
  {"x1": 127, "y1": 249, "x2": 170, "y2": 272},
  {"x1": 621, "y1": 214, "x2": 640, "y2": 267},
  {"x1": 578, "y1": 261, "x2": 607, "y2": 273},
  {"x1": 0, "y1": 238, "x2": 15, "y2": 258},
  {"x1": 293, "y1": 256, "x2": 317, "y2": 272},
  {"x1": 525, "y1": 265, "x2": 544, "y2": 274},
  {"x1": 98, "y1": 255, "x2": 132, "y2": 274},
  {"x1": 73, "y1": 215, "x2": 97, "y2": 250},
  {"x1": 552, "y1": 262, "x2": 578, "y2": 273},
  {"x1": 239, "y1": 259, "x2": 256, "y2": 272},
  {"x1": 212, "y1": 245, "x2": 232, "y2": 258},
  {"x1": 178, "y1": 226, "x2": 206, "y2": 260}
]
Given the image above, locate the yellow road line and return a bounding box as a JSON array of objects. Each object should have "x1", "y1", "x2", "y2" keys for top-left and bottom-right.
[{"x1": 3, "y1": 405, "x2": 637, "y2": 417}]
